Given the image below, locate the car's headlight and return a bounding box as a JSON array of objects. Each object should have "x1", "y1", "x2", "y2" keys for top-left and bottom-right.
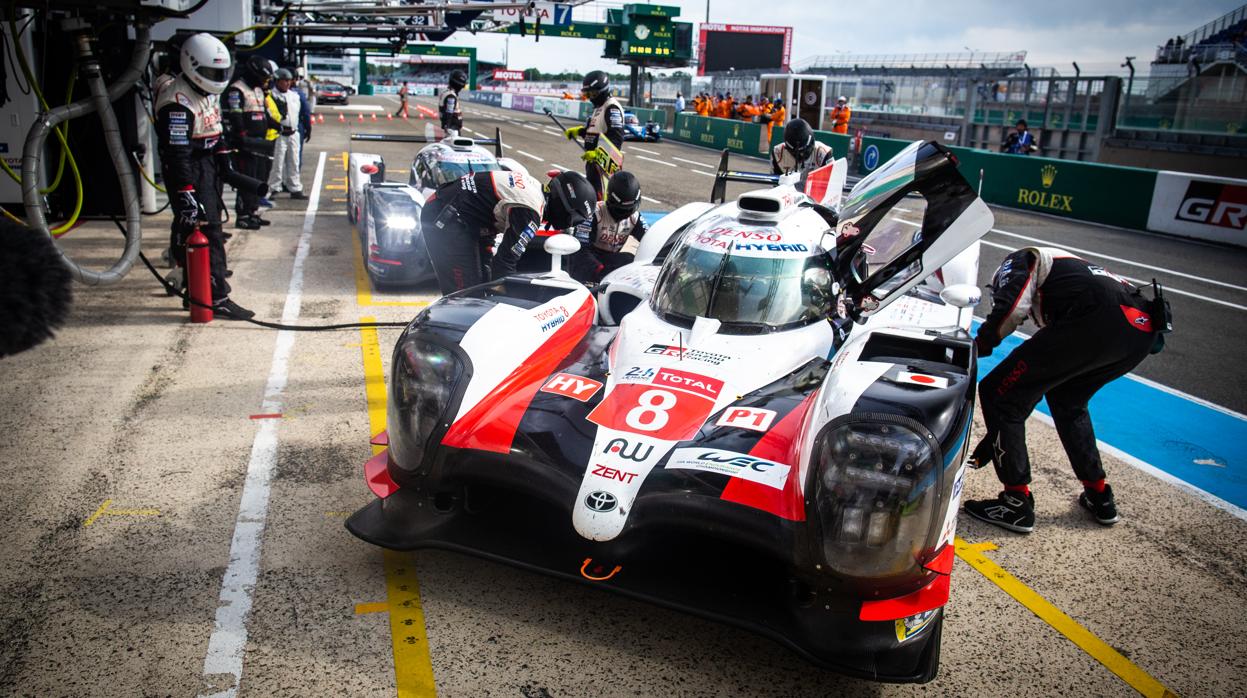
[
  {"x1": 386, "y1": 215, "x2": 417, "y2": 231},
  {"x1": 388, "y1": 338, "x2": 465, "y2": 475},
  {"x1": 809, "y1": 415, "x2": 943, "y2": 579}
]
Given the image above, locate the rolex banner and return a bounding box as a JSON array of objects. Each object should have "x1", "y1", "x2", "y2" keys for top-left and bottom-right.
[
  {"x1": 1146, "y1": 171, "x2": 1247, "y2": 247},
  {"x1": 670, "y1": 113, "x2": 766, "y2": 156}
]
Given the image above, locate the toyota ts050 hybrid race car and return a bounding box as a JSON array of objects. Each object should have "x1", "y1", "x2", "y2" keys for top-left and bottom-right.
[
  {"x1": 622, "y1": 111, "x2": 662, "y2": 142},
  {"x1": 347, "y1": 128, "x2": 531, "y2": 286},
  {"x1": 347, "y1": 140, "x2": 993, "y2": 682}
]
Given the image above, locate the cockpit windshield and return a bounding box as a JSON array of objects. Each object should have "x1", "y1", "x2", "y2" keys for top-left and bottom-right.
[
  {"x1": 650, "y1": 214, "x2": 834, "y2": 332},
  {"x1": 431, "y1": 157, "x2": 500, "y2": 187}
]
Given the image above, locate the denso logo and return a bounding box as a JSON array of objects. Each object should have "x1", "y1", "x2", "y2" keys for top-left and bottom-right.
[
  {"x1": 1175, "y1": 181, "x2": 1247, "y2": 230},
  {"x1": 602, "y1": 437, "x2": 653, "y2": 461},
  {"x1": 653, "y1": 368, "x2": 723, "y2": 400}
]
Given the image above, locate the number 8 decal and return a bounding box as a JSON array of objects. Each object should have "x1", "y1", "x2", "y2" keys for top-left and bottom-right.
[{"x1": 624, "y1": 389, "x2": 676, "y2": 431}]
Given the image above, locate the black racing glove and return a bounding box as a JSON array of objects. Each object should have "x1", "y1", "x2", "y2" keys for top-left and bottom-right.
[
  {"x1": 974, "y1": 332, "x2": 994, "y2": 358},
  {"x1": 302, "y1": 125, "x2": 312, "y2": 143},
  {"x1": 174, "y1": 188, "x2": 203, "y2": 229}
]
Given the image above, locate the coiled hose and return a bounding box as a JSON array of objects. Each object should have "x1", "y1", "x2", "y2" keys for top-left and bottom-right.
[{"x1": 21, "y1": 23, "x2": 151, "y2": 286}]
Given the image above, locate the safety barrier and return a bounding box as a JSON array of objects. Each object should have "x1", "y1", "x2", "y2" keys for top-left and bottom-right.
[
  {"x1": 629, "y1": 107, "x2": 667, "y2": 129},
  {"x1": 669, "y1": 113, "x2": 766, "y2": 156}
]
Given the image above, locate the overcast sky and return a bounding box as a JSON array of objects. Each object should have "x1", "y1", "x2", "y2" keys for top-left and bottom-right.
[{"x1": 437, "y1": 0, "x2": 1238, "y2": 75}]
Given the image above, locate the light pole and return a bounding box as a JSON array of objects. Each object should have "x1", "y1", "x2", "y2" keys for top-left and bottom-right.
[{"x1": 1121, "y1": 56, "x2": 1136, "y2": 113}]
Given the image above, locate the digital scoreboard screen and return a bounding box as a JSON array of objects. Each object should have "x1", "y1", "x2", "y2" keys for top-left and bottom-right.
[{"x1": 698, "y1": 24, "x2": 792, "y2": 75}]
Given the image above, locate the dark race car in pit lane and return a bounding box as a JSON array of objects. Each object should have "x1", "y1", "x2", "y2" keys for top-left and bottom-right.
[
  {"x1": 347, "y1": 128, "x2": 533, "y2": 286},
  {"x1": 347, "y1": 141, "x2": 993, "y2": 682}
]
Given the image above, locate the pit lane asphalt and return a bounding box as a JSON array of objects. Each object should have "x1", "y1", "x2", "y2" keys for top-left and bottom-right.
[{"x1": 0, "y1": 94, "x2": 1244, "y2": 696}]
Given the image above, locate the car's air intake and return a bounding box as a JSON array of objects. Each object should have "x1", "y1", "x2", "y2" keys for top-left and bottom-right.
[{"x1": 737, "y1": 191, "x2": 788, "y2": 222}]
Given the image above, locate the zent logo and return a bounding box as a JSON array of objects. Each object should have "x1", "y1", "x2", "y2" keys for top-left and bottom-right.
[
  {"x1": 540, "y1": 373, "x2": 603, "y2": 402},
  {"x1": 715, "y1": 407, "x2": 777, "y2": 432},
  {"x1": 592, "y1": 464, "x2": 639, "y2": 484}
]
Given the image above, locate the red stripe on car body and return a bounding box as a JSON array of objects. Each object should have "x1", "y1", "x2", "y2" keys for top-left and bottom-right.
[{"x1": 719, "y1": 392, "x2": 818, "y2": 521}]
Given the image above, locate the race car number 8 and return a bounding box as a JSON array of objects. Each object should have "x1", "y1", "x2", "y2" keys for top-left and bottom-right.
[
  {"x1": 624, "y1": 389, "x2": 676, "y2": 431},
  {"x1": 587, "y1": 383, "x2": 715, "y2": 442}
]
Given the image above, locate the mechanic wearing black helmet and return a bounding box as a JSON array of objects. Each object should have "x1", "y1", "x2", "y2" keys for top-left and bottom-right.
[
  {"x1": 421, "y1": 169, "x2": 597, "y2": 295},
  {"x1": 440, "y1": 70, "x2": 467, "y2": 137},
  {"x1": 963, "y1": 247, "x2": 1163, "y2": 534},
  {"x1": 223, "y1": 56, "x2": 277, "y2": 230},
  {"x1": 771, "y1": 118, "x2": 833, "y2": 177},
  {"x1": 568, "y1": 170, "x2": 648, "y2": 283},
  {"x1": 154, "y1": 32, "x2": 254, "y2": 319},
  {"x1": 563, "y1": 70, "x2": 625, "y2": 198}
]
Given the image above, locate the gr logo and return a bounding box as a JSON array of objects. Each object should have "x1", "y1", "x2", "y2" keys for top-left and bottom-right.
[
  {"x1": 1176, "y1": 181, "x2": 1247, "y2": 230},
  {"x1": 602, "y1": 437, "x2": 653, "y2": 461}
]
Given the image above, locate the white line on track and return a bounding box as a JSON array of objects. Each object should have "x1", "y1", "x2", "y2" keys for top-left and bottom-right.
[
  {"x1": 985, "y1": 227, "x2": 1247, "y2": 293},
  {"x1": 631, "y1": 146, "x2": 662, "y2": 156},
  {"x1": 522, "y1": 123, "x2": 539, "y2": 130},
  {"x1": 516, "y1": 149, "x2": 545, "y2": 162},
  {"x1": 689, "y1": 169, "x2": 715, "y2": 177},
  {"x1": 672, "y1": 156, "x2": 714, "y2": 168},
  {"x1": 551, "y1": 163, "x2": 569, "y2": 171},
  {"x1": 199, "y1": 151, "x2": 327, "y2": 698},
  {"x1": 635, "y1": 154, "x2": 677, "y2": 168},
  {"x1": 977, "y1": 238, "x2": 1247, "y2": 311},
  {"x1": 543, "y1": 129, "x2": 563, "y2": 137},
  {"x1": 642, "y1": 195, "x2": 665, "y2": 205}
]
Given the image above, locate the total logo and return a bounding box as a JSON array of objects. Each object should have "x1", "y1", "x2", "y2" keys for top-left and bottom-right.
[{"x1": 653, "y1": 368, "x2": 723, "y2": 400}]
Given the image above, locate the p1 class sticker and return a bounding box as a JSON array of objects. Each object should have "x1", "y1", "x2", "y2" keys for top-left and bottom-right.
[{"x1": 715, "y1": 407, "x2": 777, "y2": 432}]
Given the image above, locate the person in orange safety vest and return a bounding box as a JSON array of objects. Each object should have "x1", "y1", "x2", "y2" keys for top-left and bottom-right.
[{"x1": 830, "y1": 96, "x2": 852, "y2": 134}]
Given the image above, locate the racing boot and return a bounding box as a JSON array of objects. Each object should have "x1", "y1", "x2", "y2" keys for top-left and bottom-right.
[
  {"x1": 1078, "y1": 484, "x2": 1119, "y2": 526},
  {"x1": 289, "y1": 190, "x2": 307, "y2": 200},
  {"x1": 213, "y1": 298, "x2": 256, "y2": 321},
  {"x1": 964, "y1": 490, "x2": 1034, "y2": 534},
  {"x1": 235, "y1": 215, "x2": 261, "y2": 230},
  {"x1": 251, "y1": 214, "x2": 271, "y2": 226}
]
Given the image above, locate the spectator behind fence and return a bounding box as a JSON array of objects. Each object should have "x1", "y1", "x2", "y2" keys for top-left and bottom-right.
[
  {"x1": 674, "y1": 92, "x2": 685, "y2": 112},
  {"x1": 1002, "y1": 119, "x2": 1038, "y2": 155}
]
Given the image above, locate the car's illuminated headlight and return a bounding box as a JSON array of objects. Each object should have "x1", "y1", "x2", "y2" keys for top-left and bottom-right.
[
  {"x1": 386, "y1": 215, "x2": 417, "y2": 231},
  {"x1": 810, "y1": 415, "x2": 943, "y2": 579},
  {"x1": 388, "y1": 338, "x2": 465, "y2": 474}
]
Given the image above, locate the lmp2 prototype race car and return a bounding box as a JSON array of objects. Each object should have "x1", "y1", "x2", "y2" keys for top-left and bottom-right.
[
  {"x1": 347, "y1": 129, "x2": 529, "y2": 286},
  {"x1": 348, "y1": 140, "x2": 993, "y2": 682},
  {"x1": 622, "y1": 111, "x2": 662, "y2": 142}
]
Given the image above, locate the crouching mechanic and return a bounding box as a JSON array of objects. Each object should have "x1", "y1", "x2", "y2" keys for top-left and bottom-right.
[
  {"x1": 563, "y1": 70, "x2": 624, "y2": 198},
  {"x1": 568, "y1": 171, "x2": 647, "y2": 283},
  {"x1": 771, "y1": 118, "x2": 833, "y2": 177},
  {"x1": 440, "y1": 70, "x2": 467, "y2": 137},
  {"x1": 155, "y1": 32, "x2": 254, "y2": 320},
  {"x1": 963, "y1": 247, "x2": 1161, "y2": 533},
  {"x1": 421, "y1": 169, "x2": 597, "y2": 295}
]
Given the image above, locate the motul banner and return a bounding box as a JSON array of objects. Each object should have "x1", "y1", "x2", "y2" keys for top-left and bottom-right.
[
  {"x1": 492, "y1": 69, "x2": 525, "y2": 82},
  {"x1": 1147, "y1": 171, "x2": 1247, "y2": 246}
]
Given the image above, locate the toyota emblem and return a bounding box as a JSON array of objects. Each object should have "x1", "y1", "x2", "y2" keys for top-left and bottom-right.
[{"x1": 584, "y1": 490, "x2": 618, "y2": 512}]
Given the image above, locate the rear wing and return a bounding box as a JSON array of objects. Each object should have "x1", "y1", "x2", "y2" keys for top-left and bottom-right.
[
  {"x1": 349, "y1": 126, "x2": 505, "y2": 158},
  {"x1": 709, "y1": 149, "x2": 782, "y2": 203}
]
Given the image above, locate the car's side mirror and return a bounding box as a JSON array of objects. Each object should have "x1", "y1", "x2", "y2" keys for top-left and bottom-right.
[{"x1": 939, "y1": 283, "x2": 981, "y2": 329}]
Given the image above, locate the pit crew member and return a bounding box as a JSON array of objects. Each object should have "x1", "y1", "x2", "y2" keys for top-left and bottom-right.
[
  {"x1": 563, "y1": 70, "x2": 624, "y2": 198},
  {"x1": 440, "y1": 71, "x2": 467, "y2": 137},
  {"x1": 420, "y1": 170, "x2": 597, "y2": 295},
  {"x1": 223, "y1": 56, "x2": 275, "y2": 230},
  {"x1": 771, "y1": 118, "x2": 833, "y2": 177},
  {"x1": 267, "y1": 68, "x2": 305, "y2": 199},
  {"x1": 154, "y1": 33, "x2": 253, "y2": 319},
  {"x1": 963, "y1": 247, "x2": 1161, "y2": 533},
  {"x1": 568, "y1": 171, "x2": 647, "y2": 283}
]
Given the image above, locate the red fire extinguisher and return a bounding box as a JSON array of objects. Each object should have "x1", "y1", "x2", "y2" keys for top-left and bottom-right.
[{"x1": 186, "y1": 226, "x2": 213, "y2": 323}]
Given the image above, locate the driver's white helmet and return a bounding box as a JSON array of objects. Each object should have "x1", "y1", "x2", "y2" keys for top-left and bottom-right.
[{"x1": 180, "y1": 33, "x2": 232, "y2": 95}]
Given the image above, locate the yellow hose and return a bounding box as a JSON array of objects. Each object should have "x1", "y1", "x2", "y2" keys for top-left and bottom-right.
[
  {"x1": 7, "y1": 5, "x2": 85, "y2": 235},
  {"x1": 224, "y1": 8, "x2": 289, "y2": 51},
  {"x1": 132, "y1": 152, "x2": 166, "y2": 193}
]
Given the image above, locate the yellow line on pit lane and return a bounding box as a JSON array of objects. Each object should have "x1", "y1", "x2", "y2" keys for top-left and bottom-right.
[
  {"x1": 359, "y1": 317, "x2": 437, "y2": 696},
  {"x1": 954, "y1": 537, "x2": 1178, "y2": 697}
]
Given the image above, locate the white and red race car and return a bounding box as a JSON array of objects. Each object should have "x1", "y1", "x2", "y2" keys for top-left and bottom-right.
[{"x1": 347, "y1": 140, "x2": 992, "y2": 682}]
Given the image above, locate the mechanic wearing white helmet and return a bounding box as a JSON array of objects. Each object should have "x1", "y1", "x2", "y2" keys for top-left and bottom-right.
[
  {"x1": 563, "y1": 70, "x2": 625, "y2": 199},
  {"x1": 568, "y1": 170, "x2": 647, "y2": 283},
  {"x1": 439, "y1": 71, "x2": 467, "y2": 137},
  {"x1": 963, "y1": 248, "x2": 1165, "y2": 533},
  {"x1": 267, "y1": 68, "x2": 305, "y2": 200},
  {"x1": 771, "y1": 118, "x2": 833, "y2": 178},
  {"x1": 420, "y1": 170, "x2": 597, "y2": 295},
  {"x1": 154, "y1": 32, "x2": 254, "y2": 319}
]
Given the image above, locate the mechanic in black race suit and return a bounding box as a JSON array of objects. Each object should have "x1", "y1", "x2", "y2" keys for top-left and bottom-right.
[
  {"x1": 568, "y1": 171, "x2": 647, "y2": 283},
  {"x1": 771, "y1": 118, "x2": 834, "y2": 177},
  {"x1": 421, "y1": 169, "x2": 597, "y2": 295},
  {"x1": 963, "y1": 247, "x2": 1162, "y2": 533},
  {"x1": 439, "y1": 70, "x2": 467, "y2": 137},
  {"x1": 563, "y1": 71, "x2": 625, "y2": 199},
  {"x1": 223, "y1": 56, "x2": 276, "y2": 230},
  {"x1": 155, "y1": 33, "x2": 255, "y2": 320}
]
